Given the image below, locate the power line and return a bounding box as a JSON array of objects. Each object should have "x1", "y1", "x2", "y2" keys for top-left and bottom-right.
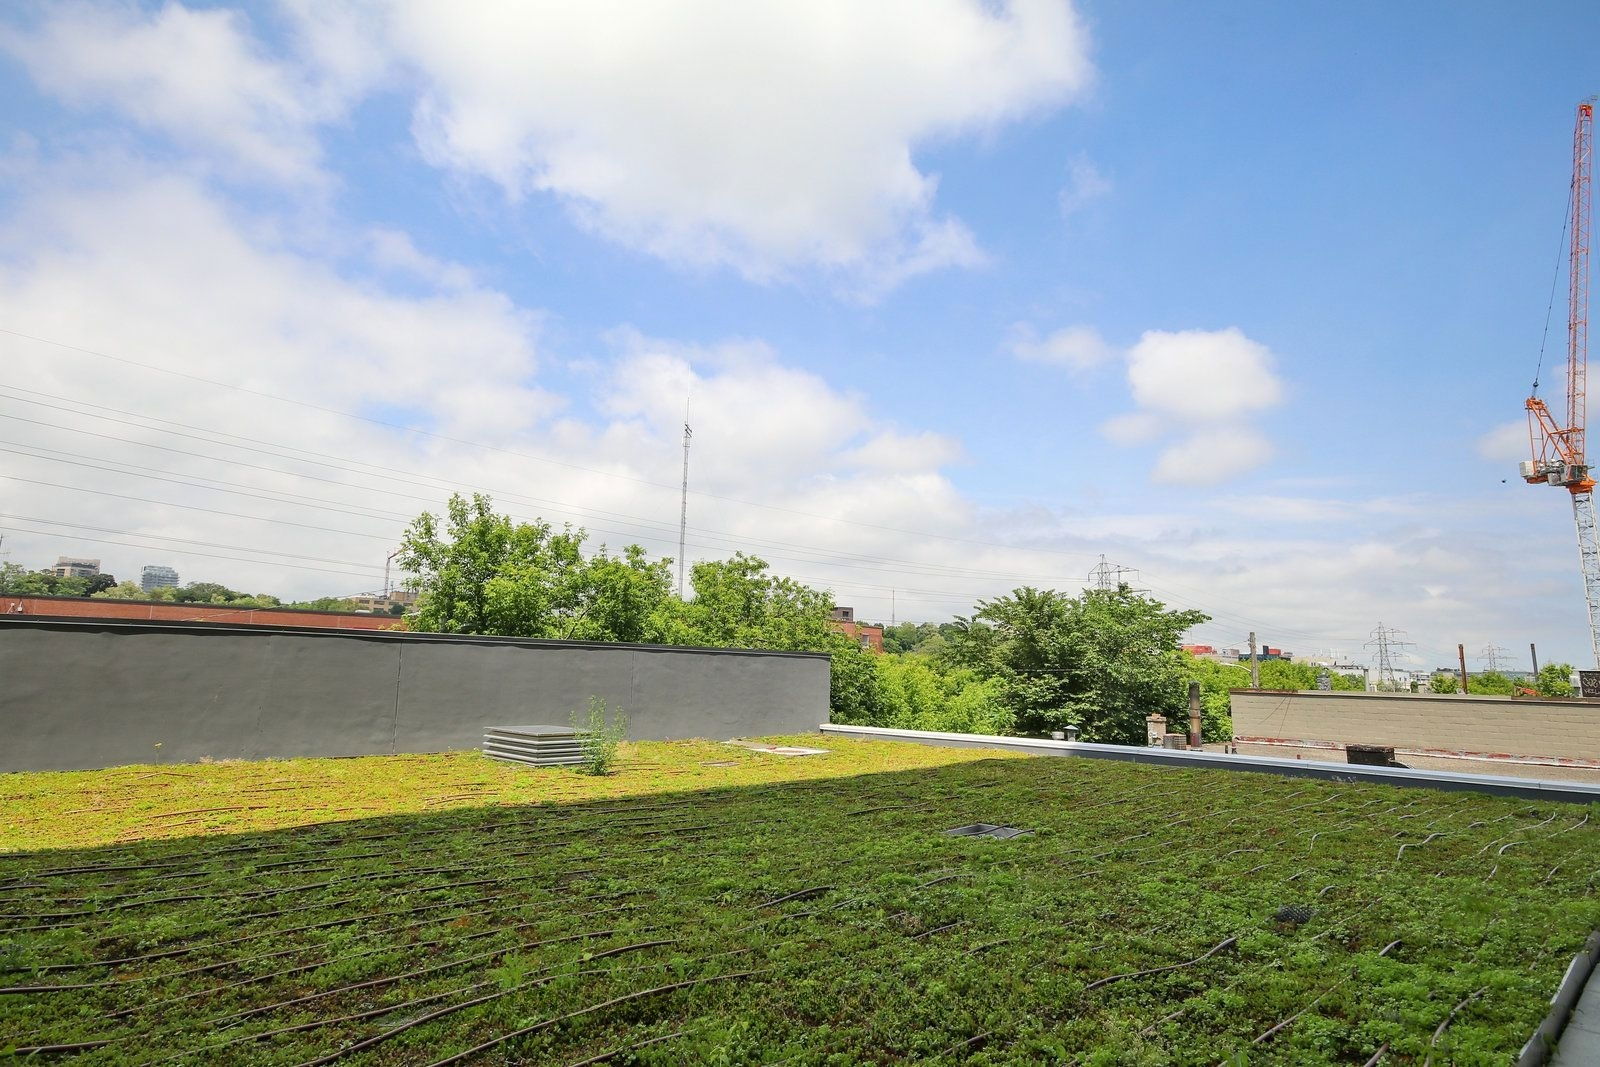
[
  {"x1": 0, "y1": 381, "x2": 1362, "y2": 640},
  {"x1": 0, "y1": 326, "x2": 1116, "y2": 559},
  {"x1": 0, "y1": 357, "x2": 1381, "y2": 644},
  {"x1": 0, "y1": 388, "x2": 1102, "y2": 582},
  {"x1": 0, "y1": 521, "x2": 385, "y2": 581},
  {"x1": 0, "y1": 514, "x2": 382, "y2": 570}
]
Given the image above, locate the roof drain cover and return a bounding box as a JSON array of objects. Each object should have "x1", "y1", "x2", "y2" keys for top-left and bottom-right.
[{"x1": 944, "y1": 823, "x2": 1031, "y2": 840}]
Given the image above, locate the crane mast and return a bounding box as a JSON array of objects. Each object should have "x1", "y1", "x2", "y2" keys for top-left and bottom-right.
[{"x1": 1524, "y1": 99, "x2": 1599, "y2": 667}]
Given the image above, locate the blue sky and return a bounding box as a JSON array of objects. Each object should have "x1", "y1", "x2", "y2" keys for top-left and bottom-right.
[{"x1": 0, "y1": 0, "x2": 1596, "y2": 672}]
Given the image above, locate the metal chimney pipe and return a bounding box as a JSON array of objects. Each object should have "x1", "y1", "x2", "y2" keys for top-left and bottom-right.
[{"x1": 1188, "y1": 681, "x2": 1203, "y2": 749}]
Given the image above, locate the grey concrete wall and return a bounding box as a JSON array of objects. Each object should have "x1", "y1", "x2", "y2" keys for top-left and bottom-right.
[{"x1": 0, "y1": 618, "x2": 829, "y2": 772}]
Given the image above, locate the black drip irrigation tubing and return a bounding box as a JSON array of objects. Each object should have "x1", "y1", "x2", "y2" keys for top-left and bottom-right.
[
  {"x1": 5, "y1": 776, "x2": 898, "y2": 907},
  {"x1": 285, "y1": 937, "x2": 689, "y2": 1067},
  {"x1": 177, "y1": 898, "x2": 845, "y2": 1063},
  {"x1": 4, "y1": 786, "x2": 968, "y2": 956},
  {"x1": 1133, "y1": 809, "x2": 1592, "y2": 1059},
  {"x1": 1, "y1": 893, "x2": 649, "y2": 996},
  {"x1": 0, "y1": 793, "x2": 738, "y2": 890},
  {"x1": 101, "y1": 897, "x2": 664, "y2": 1026},
  {"x1": 50, "y1": 857, "x2": 975, "y2": 1061},
  {"x1": 961, "y1": 795, "x2": 1578, "y2": 1060},
  {"x1": 12, "y1": 767, "x2": 1587, "y2": 1062},
  {"x1": 0, "y1": 816, "x2": 729, "y2": 932},
  {"x1": 421, "y1": 967, "x2": 775, "y2": 1067},
  {"x1": 0, "y1": 811, "x2": 724, "y2": 920}
]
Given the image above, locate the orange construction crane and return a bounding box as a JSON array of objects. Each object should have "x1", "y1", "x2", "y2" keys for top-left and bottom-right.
[{"x1": 1523, "y1": 99, "x2": 1598, "y2": 666}]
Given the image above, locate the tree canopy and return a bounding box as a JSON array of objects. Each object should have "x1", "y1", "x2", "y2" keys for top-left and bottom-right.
[
  {"x1": 397, "y1": 493, "x2": 673, "y2": 642},
  {"x1": 941, "y1": 585, "x2": 1210, "y2": 744}
]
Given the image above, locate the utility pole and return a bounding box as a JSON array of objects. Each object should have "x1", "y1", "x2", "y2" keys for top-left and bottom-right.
[
  {"x1": 677, "y1": 410, "x2": 692, "y2": 599},
  {"x1": 1364, "y1": 622, "x2": 1415, "y2": 691},
  {"x1": 384, "y1": 548, "x2": 401, "y2": 598},
  {"x1": 1248, "y1": 631, "x2": 1259, "y2": 688},
  {"x1": 890, "y1": 589, "x2": 896, "y2": 627},
  {"x1": 1458, "y1": 644, "x2": 1471, "y2": 695},
  {"x1": 1531, "y1": 642, "x2": 1542, "y2": 675}
]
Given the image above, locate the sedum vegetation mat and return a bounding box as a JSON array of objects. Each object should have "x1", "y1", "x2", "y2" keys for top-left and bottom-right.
[
  {"x1": 0, "y1": 738, "x2": 1015, "y2": 853},
  {"x1": 2, "y1": 747, "x2": 1599, "y2": 1064}
]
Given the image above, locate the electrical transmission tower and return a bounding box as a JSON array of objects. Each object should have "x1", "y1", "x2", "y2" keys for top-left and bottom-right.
[
  {"x1": 1086, "y1": 554, "x2": 1141, "y2": 592},
  {"x1": 1364, "y1": 622, "x2": 1416, "y2": 690},
  {"x1": 1478, "y1": 644, "x2": 1513, "y2": 672}
]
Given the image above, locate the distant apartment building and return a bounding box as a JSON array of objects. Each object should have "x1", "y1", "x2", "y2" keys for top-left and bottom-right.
[
  {"x1": 1180, "y1": 644, "x2": 1245, "y2": 663},
  {"x1": 50, "y1": 556, "x2": 101, "y2": 579},
  {"x1": 141, "y1": 565, "x2": 180, "y2": 592},
  {"x1": 828, "y1": 605, "x2": 884, "y2": 653},
  {"x1": 349, "y1": 590, "x2": 417, "y2": 613}
]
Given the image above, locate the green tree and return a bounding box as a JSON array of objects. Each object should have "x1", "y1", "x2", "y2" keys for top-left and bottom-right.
[
  {"x1": 93, "y1": 581, "x2": 147, "y2": 600},
  {"x1": 1255, "y1": 659, "x2": 1363, "y2": 691},
  {"x1": 82, "y1": 573, "x2": 117, "y2": 595},
  {"x1": 872, "y1": 655, "x2": 1012, "y2": 735},
  {"x1": 563, "y1": 545, "x2": 673, "y2": 643},
  {"x1": 0, "y1": 564, "x2": 52, "y2": 594},
  {"x1": 1183, "y1": 655, "x2": 1250, "y2": 742},
  {"x1": 171, "y1": 582, "x2": 237, "y2": 603},
  {"x1": 1429, "y1": 672, "x2": 1461, "y2": 694},
  {"x1": 398, "y1": 493, "x2": 670, "y2": 642},
  {"x1": 662, "y1": 552, "x2": 835, "y2": 651},
  {"x1": 881, "y1": 621, "x2": 953, "y2": 655},
  {"x1": 284, "y1": 597, "x2": 361, "y2": 612},
  {"x1": 1467, "y1": 670, "x2": 1516, "y2": 696},
  {"x1": 1536, "y1": 663, "x2": 1576, "y2": 698},
  {"x1": 945, "y1": 585, "x2": 1210, "y2": 743}
]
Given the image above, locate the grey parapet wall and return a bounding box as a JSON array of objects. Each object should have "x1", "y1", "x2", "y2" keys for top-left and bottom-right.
[
  {"x1": 0, "y1": 617, "x2": 830, "y2": 772},
  {"x1": 1230, "y1": 688, "x2": 1600, "y2": 769}
]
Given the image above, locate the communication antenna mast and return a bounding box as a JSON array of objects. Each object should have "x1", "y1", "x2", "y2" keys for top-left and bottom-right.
[
  {"x1": 1364, "y1": 622, "x2": 1415, "y2": 690},
  {"x1": 1523, "y1": 99, "x2": 1600, "y2": 666},
  {"x1": 678, "y1": 399, "x2": 692, "y2": 599}
]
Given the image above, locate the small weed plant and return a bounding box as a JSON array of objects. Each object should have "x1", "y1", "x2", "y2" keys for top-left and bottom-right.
[{"x1": 574, "y1": 695, "x2": 628, "y2": 776}]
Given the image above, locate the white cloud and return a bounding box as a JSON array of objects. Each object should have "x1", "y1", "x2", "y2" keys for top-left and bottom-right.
[
  {"x1": 1152, "y1": 427, "x2": 1270, "y2": 485},
  {"x1": 349, "y1": 0, "x2": 1093, "y2": 286},
  {"x1": 0, "y1": 164, "x2": 549, "y2": 446},
  {"x1": 6, "y1": 0, "x2": 1093, "y2": 290},
  {"x1": 364, "y1": 228, "x2": 477, "y2": 291},
  {"x1": 1478, "y1": 419, "x2": 1528, "y2": 463},
  {"x1": 1009, "y1": 323, "x2": 1114, "y2": 371},
  {"x1": 1094, "y1": 327, "x2": 1286, "y2": 485},
  {"x1": 1099, "y1": 412, "x2": 1162, "y2": 446},
  {"x1": 1124, "y1": 327, "x2": 1282, "y2": 421},
  {"x1": 1, "y1": 2, "x2": 336, "y2": 185},
  {"x1": 0, "y1": 161, "x2": 987, "y2": 603},
  {"x1": 1058, "y1": 155, "x2": 1111, "y2": 218}
]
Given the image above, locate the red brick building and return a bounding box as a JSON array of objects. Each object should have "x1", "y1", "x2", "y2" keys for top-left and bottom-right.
[{"x1": 828, "y1": 606, "x2": 884, "y2": 653}]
